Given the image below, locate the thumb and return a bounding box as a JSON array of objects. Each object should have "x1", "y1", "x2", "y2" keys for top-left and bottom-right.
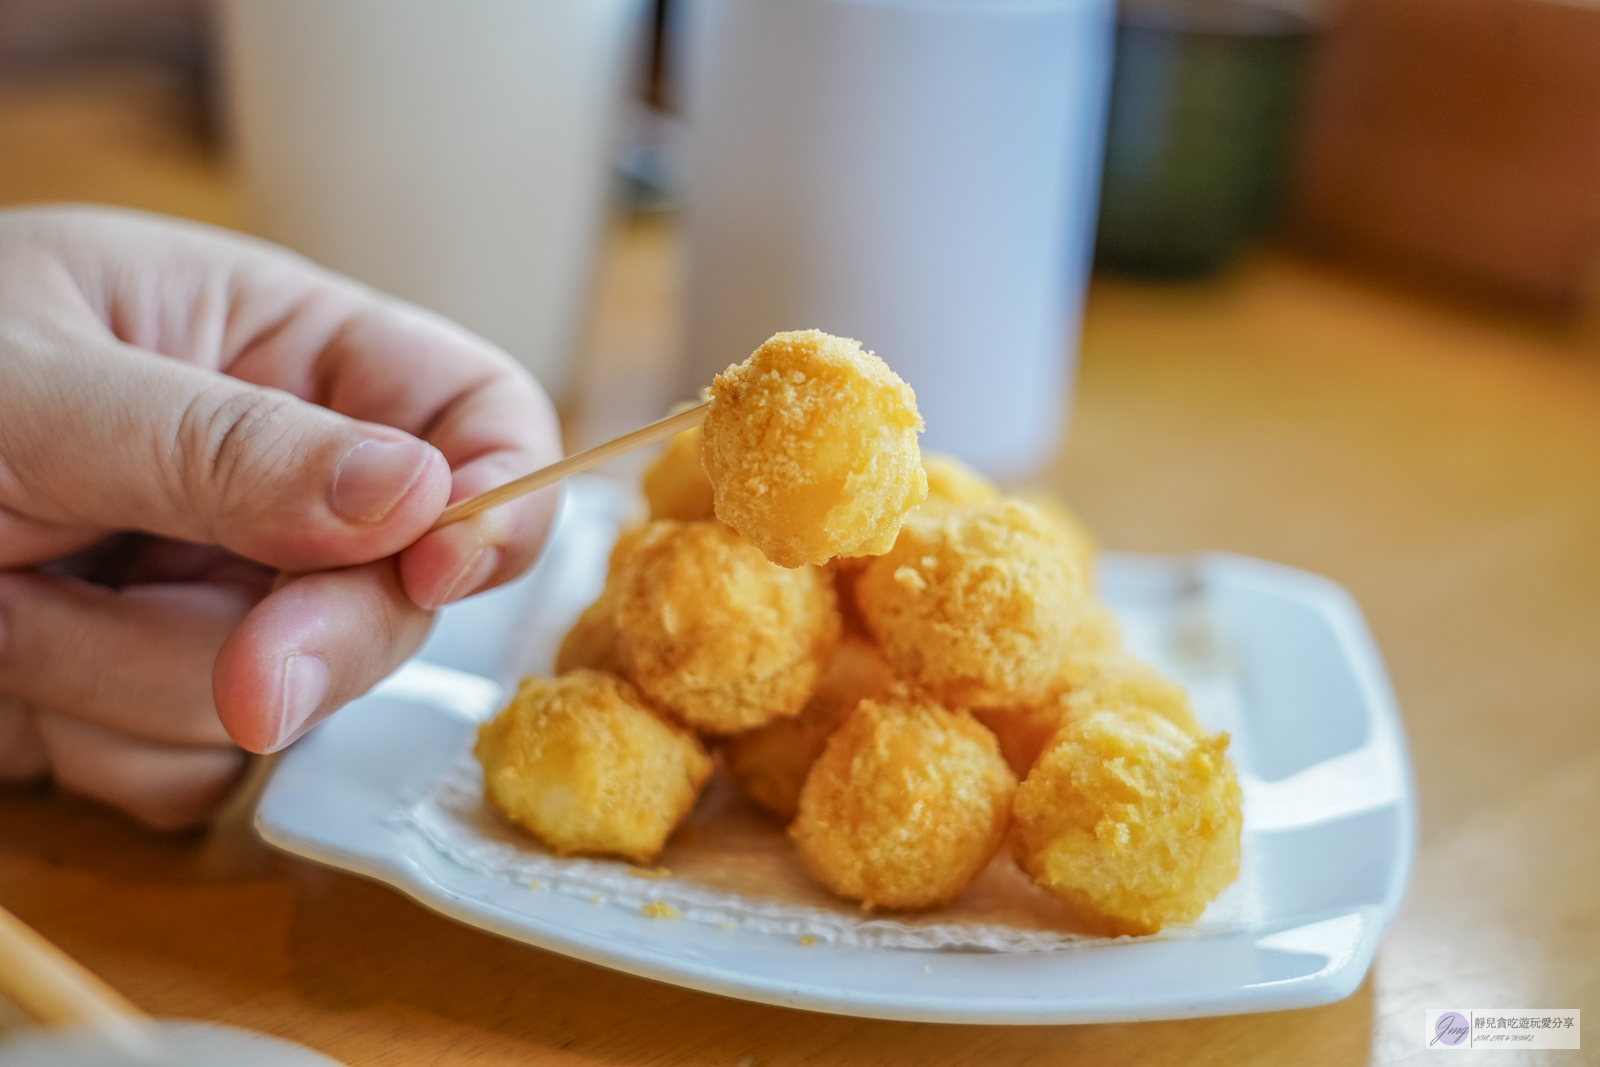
[{"x1": 1, "y1": 330, "x2": 451, "y2": 570}]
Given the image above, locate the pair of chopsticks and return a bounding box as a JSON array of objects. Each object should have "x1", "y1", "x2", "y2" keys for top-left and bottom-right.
[
  {"x1": 0, "y1": 904, "x2": 161, "y2": 1059},
  {"x1": 429, "y1": 399, "x2": 710, "y2": 531}
]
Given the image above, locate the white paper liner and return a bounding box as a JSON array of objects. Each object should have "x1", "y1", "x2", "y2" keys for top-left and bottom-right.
[{"x1": 396, "y1": 747, "x2": 1264, "y2": 952}]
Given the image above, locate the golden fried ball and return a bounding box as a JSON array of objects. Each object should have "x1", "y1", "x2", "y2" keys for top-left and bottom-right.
[
  {"x1": 974, "y1": 652, "x2": 1201, "y2": 781},
  {"x1": 856, "y1": 499, "x2": 1090, "y2": 709},
  {"x1": 702, "y1": 330, "x2": 928, "y2": 569},
  {"x1": 826, "y1": 443, "x2": 988, "y2": 608},
  {"x1": 642, "y1": 423, "x2": 716, "y2": 522},
  {"x1": 973, "y1": 701, "x2": 1070, "y2": 781},
  {"x1": 724, "y1": 637, "x2": 901, "y2": 822},
  {"x1": 553, "y1": 527, "x2": 648, "y2": 676},
  {"x1": 1014, "y1": 490, "x2": 1098, "y2": 587},
  {"x1": 976, "y1": 620, "x2": 1201, "y2": 780},
  {"x1": 921, "y1": 452, "x2": 999, "y2": 509},
  {"x1": 1066, "y1": 652, "x2": 1202, "y2": 737},
  {"x1": 1059, "y1": 598, "x2": 1124, "y2": 676},
  {"x1": 613, "y1": 520, "x2": 841, "y2": 734},
  {"x1": 476, "y1": 670, "x2": 714, "y2": 864},
  {"x1": 790, "y1": 697, "x2": 1016, "y2": 910},
  {"x1": 555, "y1": 592, "x2": 622, "y2": 675},
  {"x1": 971, "y1": 600, "x2": 1123, "y2": 777},
  {"x1": 1012, "y1": 706, "x2": 1241, "y2": 936}
]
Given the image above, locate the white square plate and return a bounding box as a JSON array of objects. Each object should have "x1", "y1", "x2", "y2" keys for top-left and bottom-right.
[{"x1": 256, "y1": 478, "x2": 1415, "y2": 1024}]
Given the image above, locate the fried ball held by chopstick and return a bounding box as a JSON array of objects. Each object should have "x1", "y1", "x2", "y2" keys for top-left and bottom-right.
[
  {"x1": 790, "y1": 697, "x2": 1016, "y2": 910},
  {"x1": 1011, "y1": 705, "x2": 1241, "y2": 936},
  {"x1": 703, "y1": 330, "x2": 928, "y2": 568},
  {"x1": 476, "y1": 670, "x2": 713, "y2": 865},
  {"x1": 612, "y1": 520, "x2": 841, "y2": 735},
  {"x1": 856, "y1": 499, "x2": 1091, "y2": 710}
]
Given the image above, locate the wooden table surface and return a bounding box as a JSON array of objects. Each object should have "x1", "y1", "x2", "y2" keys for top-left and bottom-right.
[{"x1": 2, "y1": 68, "x2": 1596, "y2": 1066}]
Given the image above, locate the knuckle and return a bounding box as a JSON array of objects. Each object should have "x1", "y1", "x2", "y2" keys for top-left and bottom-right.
[{"x1": 173, "y1": 385, "x2": 301, "y2": 530}]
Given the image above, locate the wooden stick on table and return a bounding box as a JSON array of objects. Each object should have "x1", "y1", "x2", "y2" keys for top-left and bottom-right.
[
  {"x1": 0, "y1": 904, "x2": 162, "y2": 1058},
  {"x1": 429, "y1": 399, "x2": 711, "y2": 532}
]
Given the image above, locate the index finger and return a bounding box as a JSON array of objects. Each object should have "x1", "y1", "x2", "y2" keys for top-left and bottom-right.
[
  {"x1": 221, "y1": 265, "x2": 565, "y2": 607},
  {"x1": 26, "y1": 209, "x2": 563, "y2": 593}
]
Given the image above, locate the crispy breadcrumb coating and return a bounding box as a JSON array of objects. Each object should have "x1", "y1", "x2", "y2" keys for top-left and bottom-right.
[
  {"x1": 725, "y1": 637, "x2": 901, "y2": 822},
  {"x1": 973, "y1": 601, "x2": 1123, "y2": 776},
  {"x1": 642, "y1": 424, "x2": 716, "y2": 522},
  {"x1": 1065, "y1": 653, "x2": 1202, "y2": 737},
  {"x1": 476, "y1": 670, "x2": 713, "y2": 864},
  {"x1": 856, "y1": 500, "x2": 1090, "y2": 709},
  {"x1": 703, "y1": 330, "x2": 928, "y2": 568},
  {"x1": 833, "y1": 452, "x2": 995, "y2": 583},
  {"x1": 1014, "y1": 490, "x2": 1098, "y2": 588},
  {"x1": 555, "y1": 592, "x2": 622, "y2": 676},
  {"x1": 975, "y1": 646, "x2": 1203, "y2": 778},
  {"x1": 613, "y1": 520, "x2": 841, "y2": 734},
  {"x1": 1012, "y1": 705, "x2": 1241, "y2": 935},
  {"x1": 832, "y1": 456, "x2": 1005, "y2": 634},
  {"x1": 790, "y1": 697, "x2": 1016, "y2": 909}
]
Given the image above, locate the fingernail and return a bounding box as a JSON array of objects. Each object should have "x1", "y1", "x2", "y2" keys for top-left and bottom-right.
[
  {"x1": 429, "y1": 547, "x2": 500, "y2": 609},
  {"x1": 271, "y1": 653, "x2": 330, "y2": 752},
  {"x1": 331, "y1": 439, "x2": 432, "y2": 523}
]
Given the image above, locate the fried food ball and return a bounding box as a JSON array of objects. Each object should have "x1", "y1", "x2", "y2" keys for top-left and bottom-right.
[
  {"x1": 1012, "y1": 706, "x2": 1241, "y2": 936},
  {"x1": 828, "y1": 449, "x2": 986, "y2": 617},
  {"x1": 555, "y1": 593, "x2": 622, "y2": 675},
  {"x1": 973, "y1": 700, "x2": 1071, "y2": 781},
  {"x1": 553, "y1": 527, "x2": 648, "y2": 676},
  {"x1": 790, "y1": 697, "x2": 1016, "y2": 909},
  {"x1": 1066, "y1": 653, "x2": 1202, "y2": 737},
  {"x1": 702, "y1": 330, "x2": 928, "y2": 568},
  {"x1": 476, "y1": 670, "x2": 714, "y2": 864},
  {"x1": 1014, "y1": 490, "x2": 1098, "y2": 587},
  {"x1": 642, "y1": 423, "x2": 715, "y2": 522},
  {"x1": 856, "y1": 499, "x2": 1090, "y2": 709},
  {"x1": 833, "y1": 452, "x2": 1001, "y2": 633},
  {"x1": 974, "y1": 648, "x2": 1201, "y2": 779},
  {"x1": 1061, "y1": 598, "x2": 1124, "y2": 672},
  {"x1": 724, "y1": 637, "x2": 901, "y2": 822},
  {"x1": 921, "y1": 452, "x2": 999, "y2": 509},
  {"x1": 613, "y1": 520, "x2": 841, "y2": 734},
  {"x1": 969, "y1": 600, "x2": 1117, "y2": 777},
  {"x1": 974, "y1": 608, "x2": 1200, "y2": 779}
]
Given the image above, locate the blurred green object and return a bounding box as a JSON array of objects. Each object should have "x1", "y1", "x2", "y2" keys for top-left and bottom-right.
[{"x1": 1095, "y1": 0, "x2": 1314, "y2": 277}]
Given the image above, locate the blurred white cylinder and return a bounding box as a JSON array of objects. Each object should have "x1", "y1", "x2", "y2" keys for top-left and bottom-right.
[
  {"x1": 680, "y1": 0, "x2": 1114, "y2": 478},
  {"x1": 218, "y1": 0, "x2": 645, "y2": 402}
]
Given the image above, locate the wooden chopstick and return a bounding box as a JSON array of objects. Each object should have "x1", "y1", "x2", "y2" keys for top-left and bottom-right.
[
  {"x1": 0, "y1": 904, "x2": 162, "y2": 1058},
  {"x1": 429, "y1": 399, "x2": 711, "y2": 532}
]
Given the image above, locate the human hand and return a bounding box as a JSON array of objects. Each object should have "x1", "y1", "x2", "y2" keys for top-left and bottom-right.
[{"x1": 0, "y1": 206, "x2": 563, "y2": 828}]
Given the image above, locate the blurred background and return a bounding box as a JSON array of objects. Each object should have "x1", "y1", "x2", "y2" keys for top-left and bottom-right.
[
  {"x1": 5, "y1": 0, "x2": 1599, "y2": 469},
  {"x1": 1, "y1": 2, "x2": 1597, "y2": 1062}
]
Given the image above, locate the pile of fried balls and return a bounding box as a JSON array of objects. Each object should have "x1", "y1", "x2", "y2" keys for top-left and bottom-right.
[{"x1": 473, "y1": 329, "x2": 1242, "y2": 936}]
